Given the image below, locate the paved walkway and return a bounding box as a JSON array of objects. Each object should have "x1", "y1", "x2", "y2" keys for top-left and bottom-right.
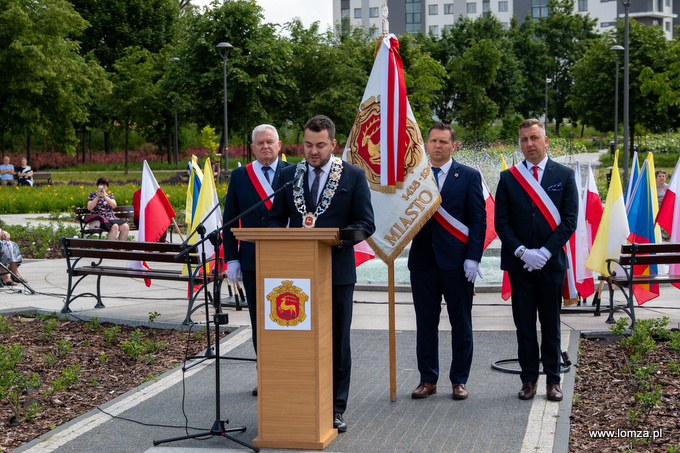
[{"x1": 2, "y1": 249, "x2": 679, "y2": 452}]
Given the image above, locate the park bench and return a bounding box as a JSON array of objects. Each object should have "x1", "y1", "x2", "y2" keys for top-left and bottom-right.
[
  {"x1": 60, "y1": 237, "x2": 226, "y2": 324},
  {"x1": 75, "y1": 206, "x2": 137, "y2": 238},
  {"x1": 599, "y1": 242, "x2": 680, "y2": 327},
  {"x1": 13, "y1": 171, "x2": 52, "y2": 185}
]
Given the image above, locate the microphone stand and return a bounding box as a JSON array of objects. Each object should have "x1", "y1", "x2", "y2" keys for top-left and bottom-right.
[{"x1": 155, "y1": 178, "x2": 294, "y2": 451}]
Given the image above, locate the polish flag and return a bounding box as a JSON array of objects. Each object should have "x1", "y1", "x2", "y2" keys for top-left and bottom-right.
[
  {"x1": 656, "y1": 158, "x2": 680, "y2": 290},
  {"x1": 128, "y1": 161, "x2": 176, "y2": 284},
  {"x1": 354, "y1": 240, "x2": 375, "y2": 267},
  {"x1": 584, "y1": 162, "x2": 603, "y2": 248},
  {"x1": 477, "y1": 165, "x2": 497, "y2": 250},
  {"x1": 139, "y1": 161, "x2": 176, "y2": 244}
]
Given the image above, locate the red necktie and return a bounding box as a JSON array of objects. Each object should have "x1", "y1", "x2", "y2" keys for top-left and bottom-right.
[{"x1": 532, "y1": 165, "x2": 539, "y2": 182}]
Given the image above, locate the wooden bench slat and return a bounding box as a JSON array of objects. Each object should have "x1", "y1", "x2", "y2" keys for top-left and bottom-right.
[
  {"x1": 68, "y1": 248, "x2": 200, "y2": 264},
  {"x1": 60, "y1": 237, "x2": 226, "y2": 323},
  {"x1": 600, "y1": 242, "x2": 680, "y2": 328}
]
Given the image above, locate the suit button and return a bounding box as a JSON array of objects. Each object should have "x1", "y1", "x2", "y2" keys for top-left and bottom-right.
[{"x1": 532, "y1": 213, "x2": 536, "y2": 216}]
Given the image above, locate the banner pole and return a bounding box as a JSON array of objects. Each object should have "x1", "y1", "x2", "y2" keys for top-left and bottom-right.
[{"x1": 388, "y1": 260, "x2": 397, "y2": 401}]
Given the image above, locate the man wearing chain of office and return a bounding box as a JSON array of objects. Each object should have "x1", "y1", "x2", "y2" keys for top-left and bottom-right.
[{"x1": 268, "y1": 115, "x2": 375, "y2": 433}]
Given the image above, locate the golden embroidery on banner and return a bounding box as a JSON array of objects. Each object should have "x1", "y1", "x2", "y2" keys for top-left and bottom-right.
[
  {"x1": 346, "y1": 96, "x2": 423, "y2": 193},
  {"x1": 267, "y1": 280, "x2": 308, "y2": 327}
]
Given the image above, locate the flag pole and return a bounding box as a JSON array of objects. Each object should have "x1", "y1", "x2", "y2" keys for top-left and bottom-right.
[
  {"x1": 388, "y1": 260, "x2": 397, "y2": 401},
  {"x1": 172, "y1": 218, "x2": 185, "y2": 242}
]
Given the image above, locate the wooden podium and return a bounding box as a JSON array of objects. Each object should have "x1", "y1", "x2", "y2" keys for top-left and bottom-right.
[{"x1": 232, "y1": 228, "x2": 339, "y2": 450}]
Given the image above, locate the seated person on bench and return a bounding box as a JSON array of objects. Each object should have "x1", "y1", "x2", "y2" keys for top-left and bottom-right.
[
  {"x1": 86, "y1": 177, "x2": 130, "y2": 241},
  {"x1": 0, "y1": 225, "x2": 25, "y2": 286}
]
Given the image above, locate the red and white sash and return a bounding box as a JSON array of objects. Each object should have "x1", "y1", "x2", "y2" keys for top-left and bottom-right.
[
  {"x1": 246, "y1": 163, "x2": 274, "y2": 209},
  {"x1": 509, "y1": 163, "x2": 561, "y2": 230},
  {"x1": 433, "y1": 206, "x2": 469, "y2": 244}
]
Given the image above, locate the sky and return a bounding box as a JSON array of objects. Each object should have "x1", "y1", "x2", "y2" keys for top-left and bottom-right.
[{"x1": 191, "y1": 0, "x2": 334, "y2": 32}]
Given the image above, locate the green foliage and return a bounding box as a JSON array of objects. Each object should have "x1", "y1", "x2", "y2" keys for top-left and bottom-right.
[
  {"x1": 56, "y1": 339, "x2": 72, "y2": 357},
  {"x1": 148, "y1": 312, "x2": 161, "y2": 324},
  {"x1": 0, "y1": 223, "x2": 80, "y2": 259},
  {"x1": 42, "y1": 352, "x2": 58, "y2": 368},
  {"x1": 200, "y1": 126, "x2": 219, "y2": 153},
  {"x1": 500, "y1": 114, "x2": 525, "y2": 141},
  {"x1": 39, "y1": 319, "x2": 58, "y2": 342},
  {"x1": 102, "y1": 326, "x2": 122, "y2": 347},
  {"x1": 0, "y1": 316, "x2": 14, "y2": 335},
  {"x1": 534, "y1": 0, "x2": 598, "y2": 135},
  {"x1": 0, "y1": 344, "x2": 42, "y2": 421},
  {"x1": 86, "y1": 317, "x2": 102, "y2": 332},
  {"x1": 99, "y1": 353, "x2": 107, "y2": 365}
]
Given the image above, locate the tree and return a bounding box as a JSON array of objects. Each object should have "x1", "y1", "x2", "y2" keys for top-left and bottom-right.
[
  {"x1": 0, "y1": 0, "x2": 110, "y2": 156},
  {"x1": 640, "y1": 34, "x2": 680, "y2": 112},
  {"x1": 534, "y1": 0, "x2": 597, "y2": 135},
  {"x1": 421, "y1": 14, "x2": 522, "y2": 131},
  {"x1": 106, "y1": 48, "x2": 164, "y2": 174},
  {"x1": 506, "y1": 16, "x2": 550, "y2": 119},
  {"x1": 570, "y1": 21, "x2": 678, "y2": 154},
  {"x1": 173, "y1": 0, "x2": 292, "y2": 155},
  {"x1": 449, "y1": 39, "x2": 501, "y2": 142}
]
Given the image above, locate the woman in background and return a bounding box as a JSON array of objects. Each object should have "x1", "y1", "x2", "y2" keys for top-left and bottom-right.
[{"x1": 86, "y1": 177, "x2": 130, "y2": 241}]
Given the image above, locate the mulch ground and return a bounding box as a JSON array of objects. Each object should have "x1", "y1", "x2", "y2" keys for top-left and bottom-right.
[
  {"x1": 0, "y1": 315, "x2": 227, "y2": 452},
  {"x1": 570, "y1": 337, "x2": 680, "y2": 452}
]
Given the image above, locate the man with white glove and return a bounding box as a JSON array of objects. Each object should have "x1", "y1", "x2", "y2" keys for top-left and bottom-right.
[
  {"x1": 495, "y1": 119, "x2": 578, "y2": 403},
  {"x1": 226, "y1": 260, "x2": 241, "y2": 283},
  {"x1": 408, "y1": 123, "x2": 486, "y2": 401},
  {"x1": 463, "y1": 259, "x2": 483, "y2": 283},
  {"x1": 222, "y1": 124, "x2": 292, "y2": 396}
]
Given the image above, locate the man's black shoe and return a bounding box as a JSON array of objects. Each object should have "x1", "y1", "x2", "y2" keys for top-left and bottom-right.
[{"x1": 333, "y1": 412, "x2": 347, "y2": 433}]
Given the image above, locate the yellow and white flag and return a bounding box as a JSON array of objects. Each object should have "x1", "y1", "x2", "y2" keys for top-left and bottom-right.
[{"x1": 342, "y1": 34, "x2": 440, "y2": 263}]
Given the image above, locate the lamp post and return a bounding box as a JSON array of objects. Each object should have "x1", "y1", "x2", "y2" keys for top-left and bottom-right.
[
  {"x1": 544, "y1": 75, "x2": 551, "y2": 133},
  {"x1": 622, "y1": 0, "x2": 631, "y2": 185},
  {"x1": 610, "y1": 45, "x2": 624, "y2": 156},
  {"x1": 216, "y1": 42, "x2": 233, "y2": 174},
  {"x1": 169, "y1": 57, "x2": 180, "y2": 165}
]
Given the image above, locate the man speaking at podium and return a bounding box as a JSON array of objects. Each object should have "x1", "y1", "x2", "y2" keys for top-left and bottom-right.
[
  {"x1": 223, "y1": 124, "x2": 292, "y2": 397},
  {"x1": 268, "y1": 115, "x2": 375, "y2": 433}
]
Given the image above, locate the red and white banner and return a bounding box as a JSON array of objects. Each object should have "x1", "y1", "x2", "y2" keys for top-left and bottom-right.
[
  {"x1": 656, "y1": 158, "x2": 680, "y2": 290},
  {"x1": 508, "y1": 164, "x2": 561, "y2": 229},
  {"x1": 477, "y1": 165, "x2": 497, "y2": 250},
  {"x1": 128, "y1": 161, "x2": 177, "y2": 283},
  {"x1": 343, "y1": 34, "x2": 440, "y2": 263},
  {"x1": 380, "y1": 35, "x2": 407, "y2": 189}
]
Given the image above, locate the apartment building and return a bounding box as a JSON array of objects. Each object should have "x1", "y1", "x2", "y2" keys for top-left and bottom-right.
[{"x1": 332, "y1": 0, "x2": 677, "y2": 39}]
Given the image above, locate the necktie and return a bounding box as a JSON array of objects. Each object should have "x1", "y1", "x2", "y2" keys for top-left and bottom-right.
[
  {"x1": 432, "y1": 167, "x2": 441, "y2": 187},
  {"x1": 261, "y1": 166, "x2": 271, "y2": 184},
  {"x1": 310, "y1": 168, "x2": 322, "y2": 205},
  {"x1": 532, "y1": 165, "x2": 539, "y2": 182}
]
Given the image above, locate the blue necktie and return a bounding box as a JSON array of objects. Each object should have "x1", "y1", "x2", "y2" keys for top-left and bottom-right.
[
  {"x1": 261, "y1": 166, "x2": 271, "y2": 184},
  {"x1": 310, "y1": 168, "x2": 322, "y2": 205},
  {"x1": 432, "y1": 167, "x2": 441, "y2": 187}
]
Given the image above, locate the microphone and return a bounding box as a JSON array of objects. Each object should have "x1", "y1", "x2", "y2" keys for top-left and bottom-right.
[{"x1": 293, "y1": 163, "x2": 307, "y2": 191}]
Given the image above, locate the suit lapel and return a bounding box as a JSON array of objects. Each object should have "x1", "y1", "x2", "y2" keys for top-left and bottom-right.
[{"x1": 440, "y1": 159, "x2": 459, "y2": 197}]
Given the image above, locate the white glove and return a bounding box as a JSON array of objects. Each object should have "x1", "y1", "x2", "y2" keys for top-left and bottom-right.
[
  {"x1": 463, "y1": 259, "x2": 483, "y2": 283},
  {"x1": 227, "y1": 260, "x2": 241, "y2": 282},
  {"x1": 521, "y1": 249, "x2": 548, "y2": 272}
]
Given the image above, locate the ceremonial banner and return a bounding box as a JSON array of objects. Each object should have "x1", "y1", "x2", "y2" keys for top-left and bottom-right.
[{"x1": 343, "y1": 34, "x2": 440, "y2": 263}]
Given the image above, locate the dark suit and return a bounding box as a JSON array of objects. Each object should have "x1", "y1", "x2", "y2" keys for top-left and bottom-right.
[
  {"x1": 494, "y1": 158, "x2": 578, "y2": 384},
  {"x1": 408, "y1": 158, "x2": 486, "y2": 385},
  {"x1": 268, "y1": 160, "x2": 375, "y2": 414},
  {"x1": 222, "y1": 159, "x2": 292, "y2": 351}
]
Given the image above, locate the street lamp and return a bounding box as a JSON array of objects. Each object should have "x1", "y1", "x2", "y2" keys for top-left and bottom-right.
[
  {"x1": 545, "y1": 75, "x2": 551, "y2": 133},
  {"x1": 610, "y1": 45, "x2": 624, "y2": 156},
  {"x1": 169, "y1": 57, "x2": 180, "y2": 165},
  {"x1": 216, "y1": 42, "x2": 233, "y2": 174},
  {"x1": 622, "y1": 0, "x2": 631, "y2": 185}
]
